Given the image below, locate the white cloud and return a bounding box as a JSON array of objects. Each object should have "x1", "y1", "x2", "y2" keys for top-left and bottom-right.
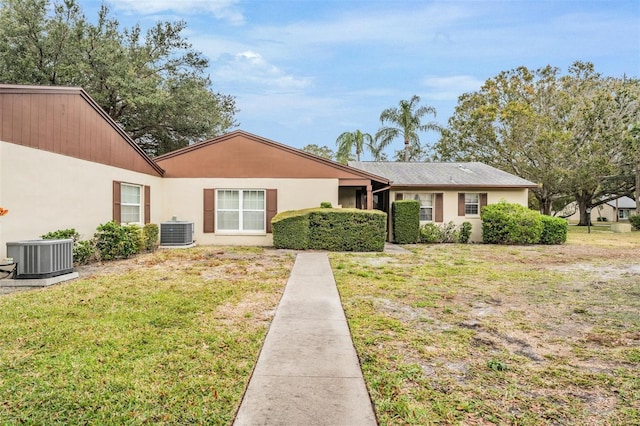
[
  {"x1": 421, "y1": 75, "x2": 485, "y2": 101},
  {"x1": 212, "y1": 50, "x2": 313, "y2": 93},
  {"x1": 107, "y1": 0, "x2": 244, "y2": 25}
]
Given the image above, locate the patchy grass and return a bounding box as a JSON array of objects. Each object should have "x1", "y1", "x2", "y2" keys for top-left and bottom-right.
[
  {"x1": 332, "y1": 227, "x2": 640, "y2": 425},
  {"x1": 0, "y1": 246, "x2": 293, "y2": 425}
]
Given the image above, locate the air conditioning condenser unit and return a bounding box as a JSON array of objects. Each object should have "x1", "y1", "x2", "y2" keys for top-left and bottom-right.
[
  {"x1": 6, "y1": 239, "x2": 74, "y2": 279},
  {"x1": 160, "y1": 221, "x2": 194, "y2": 246}
]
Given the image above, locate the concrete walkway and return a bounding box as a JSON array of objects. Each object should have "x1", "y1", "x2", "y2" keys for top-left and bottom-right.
[{"x1": 233, "y1": 252, "x2": 377, "y2": 426}]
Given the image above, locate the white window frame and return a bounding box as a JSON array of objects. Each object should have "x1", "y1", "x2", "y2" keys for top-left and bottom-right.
[
  {"x1": 121, "y1": 183, "x2": 142, "y2": 224},
  {"x1": 618, "y1": 209, "x2": 630, "y2": 220},
  {"x1": 403, "y1": 193, "x2": 434, "y2": 222},
  {"x1": 465, "y1": 193, "x2": 480, "y2": 216},
  {"x1": 215, "y1": 189, "x2": 266, "y2": 234}
]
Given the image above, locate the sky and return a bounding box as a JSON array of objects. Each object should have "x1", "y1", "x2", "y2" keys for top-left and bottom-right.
[{"x1": 79, "y1": 0, "x2": 639, "y2": 159}]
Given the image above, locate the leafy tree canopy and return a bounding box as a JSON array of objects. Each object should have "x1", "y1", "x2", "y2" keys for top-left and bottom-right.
[
  {"x1": 375, "y1": 95, "x2": 440, "y2": 162},
  {"x1": 435, "y1": 61, "x2": 639, "y2": 224},
  {"x1": 301, "y1": 144, "x2": 335, "y2": 161},
  {"x1": 335, "y1": 129, "x2": 374, "y2": 164},
  {"x1": 0, "y1": 0, "x2": 238, "y2": 156}
]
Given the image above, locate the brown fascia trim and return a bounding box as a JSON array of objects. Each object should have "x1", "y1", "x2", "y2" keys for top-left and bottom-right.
[
  {"x1": 154, "y1": 130, "x2": 391, "y2": 185},
  {"x1": 0, "y1": 84, "x2": 165, "y2": 177}
]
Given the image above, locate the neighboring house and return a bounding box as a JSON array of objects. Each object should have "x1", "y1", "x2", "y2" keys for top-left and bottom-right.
[
  {"x1": 1, "y1": 84, "x2": 537, "y2": 257},
  {"x1": 349, "y1": 161, "x2": 537, "y2": 242},
  {"x1": 564, "y1": 196, "x2": 637, "y2": 223}
]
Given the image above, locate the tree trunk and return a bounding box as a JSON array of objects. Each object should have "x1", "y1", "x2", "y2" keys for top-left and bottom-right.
[
  {"x1": 404, "y1": 139, "x2": 409, "y2": 162},
  {"x1": 636, "y1": 160, "x2": 640, "y2": 215},
  {"x1": 577, "y1": 198, "x2": 590, "y2": 226}
]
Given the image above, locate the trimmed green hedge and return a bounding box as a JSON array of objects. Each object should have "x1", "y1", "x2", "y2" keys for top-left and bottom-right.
[
  {"x1": 539, "y1": 216, "x2": 568, "y2": 244},
  {"x1": 392, "y1": 200, "x2": 420, "y2": 244},
  {"x1": 271, "y1": 208, "x2": 387, "y2": 251},
  {"x1": 630, "y1": 214, "x2": 640, "y2": 231},
  {"x1": 481, "y1": 201, "x2": 543, "y2": 245},
  {"x1": 481, "y1": 201, "x2": 567, "y2": 245}
]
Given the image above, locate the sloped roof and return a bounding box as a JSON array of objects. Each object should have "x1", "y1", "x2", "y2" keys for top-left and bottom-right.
[
  {"x1": 155, "y1": 130, "x2": 390, "y2": 185},
  {"x1": 605, "y1": 196, "x2": 636, "y2": 209},
  {"x1": 0, "y1": 84, "x2": 164, "y2": 176},
  {"x1": 348, "y1": 161, "x2": 537, "y2": 188}
]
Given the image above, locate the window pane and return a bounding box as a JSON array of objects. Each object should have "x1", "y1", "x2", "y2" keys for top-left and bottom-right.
[
  {"x1": 218, "y1": 211, "x2": 239, "y2": 230},
  {"x1": 465, "y1": 204, "x2": 478, "y2": 215},
  {"x1": 121, "y1": 184, "x2": 140, "y2": 204},
  {"x1": 465, "y1": 193, "x2": 479, "y2": 204},
  {"x1": 218, "y1": 190, "x2": 239, "y2": 210},
  {"x1": 420, "y1": 207, "x2": 433, "y2": 221},
  {"x1": 243, "y1": 190, "x2": 265, "y2": 210},
  {"x1": 121, "y1": 205, "x2": 140, "y2": 223},
  {"x1": 243, "y1": 211, "x2": 264, "y2": 230}
]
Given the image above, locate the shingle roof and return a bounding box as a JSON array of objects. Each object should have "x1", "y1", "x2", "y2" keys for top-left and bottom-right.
[
  {"x1": 348, "y1": 161, "x2": 537, "y2": 188},
  {"x1": 605, "y1": 196, "x2": 636, "y2": 209}
]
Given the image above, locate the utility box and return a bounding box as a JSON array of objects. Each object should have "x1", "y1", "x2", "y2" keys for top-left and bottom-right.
[{"x1": 6, "y1": 239, "x2": 74, "y2": 279}]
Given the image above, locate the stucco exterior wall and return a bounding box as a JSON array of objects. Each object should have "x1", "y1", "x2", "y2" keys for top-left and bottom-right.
[
  {"x1": 161, "y1": 178, "x2": 339, "y2": 246},
  {"x1": 390, "y1": 188, "x2": 529, "y2": 242},
  {"x1": 0, "y1": 141, "x2": 164, "y2": 258}
]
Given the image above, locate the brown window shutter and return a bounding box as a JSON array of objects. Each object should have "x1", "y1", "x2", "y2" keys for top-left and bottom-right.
[
  {"x1": 458, "y1": 193, "x2": 465, "y2": 216},
  {"x1": 144, "y1": 185, "x2": 151, "y2": 224},
  {"x1": 266, "y1": 189, "x2": 278, "y2": 233},
  {"x1": 203, "y1": 188, "x2": 215, "y2": 233},
  {"x1": 435, "y1": 193, "x2": 443, "y2": 222},
  {"x1": 480, "y1": 193, "x2": 488, "y2": 211},
  {"x1": 113, "y1": 181, "x2": 121, "y2": 224},
  {"x1": 395, "y1": 192, "x2": 403, "y2": 201}
]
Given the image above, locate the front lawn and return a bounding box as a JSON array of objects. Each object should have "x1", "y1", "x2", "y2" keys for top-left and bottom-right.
[
  {"x1": 0, "y1": 247, "x2": 293, "y2": 424},
  {"x1": 332, "y1": 227, "x2": 640, "y2": 425}
]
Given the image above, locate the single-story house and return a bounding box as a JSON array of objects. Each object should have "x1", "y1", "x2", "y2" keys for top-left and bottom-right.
[
  {"x1": 563, "y1": 196, "x2": 638, "y2": 223},
  {"x1": 0, "y1": 84, "x2": 536, "y2": 258},
  {"x1": 348, "y1": 161, "x2": 537, "y2": 242}
]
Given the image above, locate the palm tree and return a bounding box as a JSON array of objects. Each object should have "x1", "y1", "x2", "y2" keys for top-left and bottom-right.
[
  {"x1": 335, "y1": 129, "x2": 374, "y2": 163},
  {"x1": 375, "y1": 95, "x2": 440, "y2": 162}
]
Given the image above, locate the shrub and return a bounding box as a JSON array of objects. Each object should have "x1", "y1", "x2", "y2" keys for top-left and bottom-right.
[
  {"x1": 630, "y1": 214, "x2": 640, "y2": 231},
  {"x1": 94, "y1": 221, "x2": 138, "y2": 260},
  {"x1": 419, "y1": 221, "x2": 472, "y2": 244},
  {"x1": 143, "y1": 223, "x2": 159, "y2": 251},
  {"x1": 124, "y1": 224, "x2": 145, "y2": 253},
  {"x1": 41, "y1": 228, "x2": 95, "y2": 264},
  {"x1": 392, "y1": 200, "x2": 420, "y2": 244},
  {"x1": 308, "y1": 209, "x2": 387, "y2": 252},
  {"x1": 481, "y1": 201, "x2": 543, "y2": 244},
  {"x1": 539, "y1": 216, "x2": 568, "y2": 244},
  {"x1": 320, "y1": 201, "x2": 333, "y2": 208},
  {"x1": 419, "y1": 223, "x2": 441, "y2": 243},
  {"x1": 459, "y1": 222, "x2": 473, "y2": 244},
  {"x1": 272, "y1": 208, "x2": 387, "y2": 251},
  {"x1": 272, "y1": 209, "x2": 312, "y2": 250}
]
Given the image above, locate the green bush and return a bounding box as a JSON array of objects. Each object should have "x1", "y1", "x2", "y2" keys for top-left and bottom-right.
[
  {"x1": 94, "y1": 221, "x2": 138, "y2": 260},
  {"x1": 481, "y1": 201, "x2": 543, "y2": 245},
  {"x1": 539, "y1": 216, "x2": 568, "y2": 244},
  {"x1": 392, "y1": 200, "x2": 420, "y2": 244},
  {"x1": 41, "y1": 228, "x2": 95, "y2": 264},
  {"x1": 320, "y1": 201, "x2": 333, "y2": 208},
  {"x1": 271, "y1": 208, "x2": 387, "y2": 251},
  {"x1": 419, "y1": 223, "x2": 441, "y2": 243},
  {"x1": 630, "y1": 214, "x2": 640, "y2": 230},
  {"x1": 124, "y1": 224, "x2": 145, "y2": 253},
  {"x1": 272, "y1": 209, "x2": 312, "y2": 250},
  {"x1": 143, "y1": 223, "x2": 159, "y2": 251},
  {"x1": 419, "y1": 221, "x2": 472, "y2": 244},
  {"x1": 459, "y1": 221, "x2": 473, "y2": 243},
  {"x1": 308, "y1": 209, "x2": 387, "y2": 252}
]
